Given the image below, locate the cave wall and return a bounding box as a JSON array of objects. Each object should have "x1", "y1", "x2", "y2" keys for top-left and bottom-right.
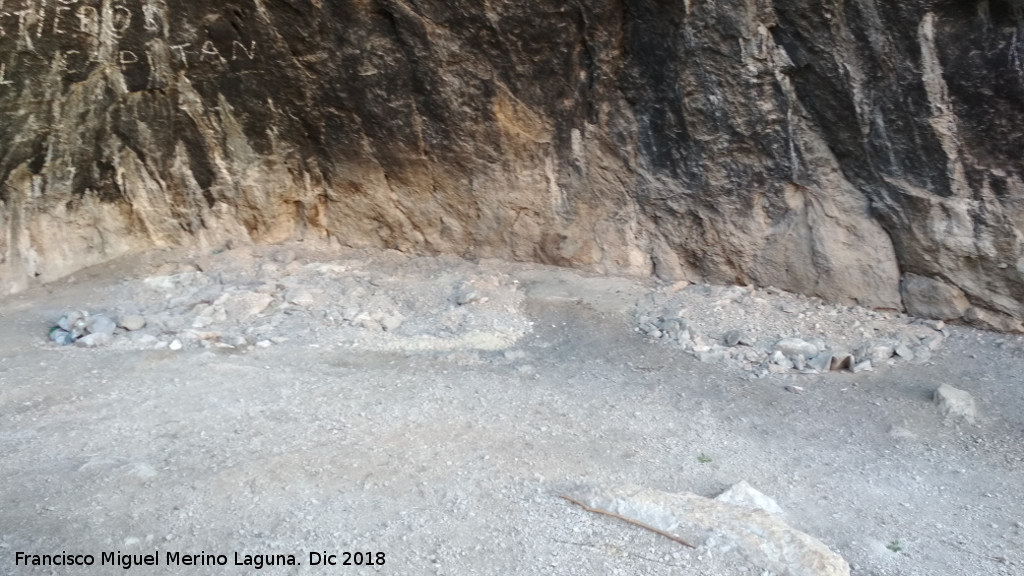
[{"x1": 1, "y1": 0, "x2": 1022, "y2": 328}]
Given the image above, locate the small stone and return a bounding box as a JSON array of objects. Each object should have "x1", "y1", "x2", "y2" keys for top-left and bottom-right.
[
  {"x1": 58, "y1": 310, "x2": 86, "y2": 331},
  {"x1": 912, "y1": 347, "x2": 932, "y2": 363},
  {"x1": 256, "y1": 340, "x2": 272, "y2": 348},
  {"x1": 49, "y1": 327, "x2": 75, "y2": 346},
  {"x1": 191, "y1": 315, "x2": 215, "y2": 329},
  {"x1": 75, "y1": 332, "x2": 112, "y2": 348},
  {"x1": 658, "y1": 317, "x2": 689, "y2": 340},
  {"x1": 806, "y1": 354, "x2": 832, "y2": 373},
  {"x1": 792, "y1": 354, "x2": 807, "y2": 371},
  {"x1": 119, "y1": 314, "x2": 146, "y2": 331},
  {"x1": 867, "y1": 344, "x2": 895, "y2": 363},
  {"x1": 923, "y1": 335, "x2": 944, "y2": 351},
  {"x1": 169, "y1": 339, "x2": 183, "y2": 351},
  {"x1": 699, "y1": 349, "x2": 728, "y2": 364},
  {"x1": 934, "y1": 384, "x2": 978, "y2": 425},
  {"x1": 784, "y1": 385, "x2": 805, "y2": 394},
  {"x1": 774, "y1": 338, "x2": 818, "y2": 358},
  {"x1": 895, "y1": 344, "x2": 914, "y2": 360},
  {"x1": 358, "y1": 316, "x2": 383, "y2": 331},
  {"x1": 456, "y1": 290, "x2": 481, "y2": 305},
  {"x1": 770, "y1": 351, "x2": 793, "y2": 370},
  {"x1": 723, "y1": 330, "x2": 742, "y2": 347},
  {"x1": 851, "y1": 360, "x2": 873, "y2": 373},
  {"x1": 270, "y1": 336, "x2": 288, "y2": 344},
  {"x1": 287, "y1": 290, "x2": 316, "y2": 307},
  {"x1": 86, "y1": 314, "x2": 117, "y2": 336}
]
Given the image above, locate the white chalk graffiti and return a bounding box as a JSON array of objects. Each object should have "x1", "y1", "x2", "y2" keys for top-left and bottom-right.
[{"x1": 0, "y1": 1, "x2": 259, "y2": 89}]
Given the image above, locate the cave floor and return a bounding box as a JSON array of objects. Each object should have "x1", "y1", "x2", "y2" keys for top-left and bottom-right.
[{"x1": 1, "y1": 242, "x2": 1022, "y2": 576}]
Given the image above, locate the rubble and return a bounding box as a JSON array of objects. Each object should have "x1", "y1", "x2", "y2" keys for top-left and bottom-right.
[{"x1": 636, "y1": 282, "x2": 948, "y2": 378}]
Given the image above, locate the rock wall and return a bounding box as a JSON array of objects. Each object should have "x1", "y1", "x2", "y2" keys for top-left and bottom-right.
[{"x1": 1, "y1": 0, "x2": 1022, "y2": 329}]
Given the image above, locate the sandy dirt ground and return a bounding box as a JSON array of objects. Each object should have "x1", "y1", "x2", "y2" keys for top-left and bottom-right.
[{"x1": 1, "y1": 242, "x2": 1022, "y2": 576}]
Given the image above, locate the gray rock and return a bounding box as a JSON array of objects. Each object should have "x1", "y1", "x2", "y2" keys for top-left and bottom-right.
[
  {"x1": 722, "y1": 329, "x2": 743, "y2": 347},
  {"x1": 58, "y1": 310, "x2": 86, "y2": 332},
  {"x1": 286, "y1": 290, "x2": 316, "y2": 307},
  {"x1": 381, "y1": 314, "x2": 404, "y2": 332},
  {"x1": 658, "y1": 317, "x2": 690, "y2": 341},
  {"x1": 639, "y1": 322, "x2": 659, "y2": 335},
  {"x1": 456, "y1": 290, "x2": 482, "y2": 305},
  {"x1": 894, "y1": 344, "x2": 915, "y2": 361},
  {"x1": 771, "y1": 351, "x2": 794, "y2": 370},
  {"x1": 49, "y1": 328, "x2": 75, "y2": 346},
  {"x1": 169, "y1": 339, "x2": 183, "y2": 351},
  {"x1": 806, "y1": 354, "x2": 832, "y2": 373},
  {"x1": 341, "y1": 306, "x2": 361, "y2": 321},
  {"x1": 698, "y1": 348, "x2": 728, "y2": 364},
  {"x1": 119, "y1": 314, "x2": 146, "y2": 331},
  {"x1": 922, "y1": 335, "x2": 944, "y2": 351},
  {"x1": 851, "y1": 360, "x2": 873, "y2": 373},
  {"x1": 75, "y1": 332, "x2": 112, "y2": 348},
  {"x1": 792, "y1": 354, "x2": 807, "y2": 371},
  {"x1": 934, "y1": 384, "x2": 978, "y2": 425},
  {"x1": 963, "y1": 306, "x2": 1024, "y2": 332},
  {"x1": 86, "y1": 314, "x2": 117, "y2": 336},
  {"x1": 865, "y1": 344, "x2": 895, "y2": 364},
  {"x1": 901, "y1": 273, "x2": 970, "y2": 320},
  {"x1": 912, "y1": 347, "x2": 932, "y2": 363},
  {"x1": 775, "y1": 338, "x2": 819, "y2": 359}
]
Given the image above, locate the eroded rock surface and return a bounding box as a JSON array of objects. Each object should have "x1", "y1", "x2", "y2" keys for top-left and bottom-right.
[{"x1": 1, "y1": 1, "x2": 1022, "y2": 329}]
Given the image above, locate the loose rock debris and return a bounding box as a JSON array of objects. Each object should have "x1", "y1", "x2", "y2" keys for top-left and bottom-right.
[
  {"x1": 43, "y1": 244, "x2": 948, "y2": 386},
  {"x1": 43, "y1": 248, "x2": 532, "y2": 355},
  {"x1": 635, "y1": 283, "x2": 948, "y2": 378}
]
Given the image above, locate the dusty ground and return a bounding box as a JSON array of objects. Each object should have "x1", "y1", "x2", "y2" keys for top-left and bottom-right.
[{"x1": 1, "y1": 241, "x2": 1022, "y2": 576}]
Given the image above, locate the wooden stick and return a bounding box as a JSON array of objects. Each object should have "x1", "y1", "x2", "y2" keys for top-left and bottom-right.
[{"x1": 559, "y1": 494, "x2": 696, "y2": 548}]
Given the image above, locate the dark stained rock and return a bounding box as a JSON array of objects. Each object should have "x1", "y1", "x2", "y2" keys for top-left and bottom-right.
[{"x1": 1, "y1": 1, "x2": 1022, "y2": 329}]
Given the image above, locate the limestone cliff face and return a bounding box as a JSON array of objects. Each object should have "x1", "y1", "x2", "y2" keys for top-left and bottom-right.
[{"x1": 1, "y1": 0, "x2": 1022, "y2": 328}]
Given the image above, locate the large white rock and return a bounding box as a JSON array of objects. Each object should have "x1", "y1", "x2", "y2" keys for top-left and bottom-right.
[{"x1": 568, "y1": 486, "x2": 850, "y2": 576}]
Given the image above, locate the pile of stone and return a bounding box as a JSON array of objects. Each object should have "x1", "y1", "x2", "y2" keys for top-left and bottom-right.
[
  {"x1": 48, "y1": 310, "x2": 146, "y2": 347},
  {"x1": 89, "y1": 247, "x2": 531, "y2": 353},
  {"x1": 636, "y1": 282, "x2": 949, "y2": 378}
]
